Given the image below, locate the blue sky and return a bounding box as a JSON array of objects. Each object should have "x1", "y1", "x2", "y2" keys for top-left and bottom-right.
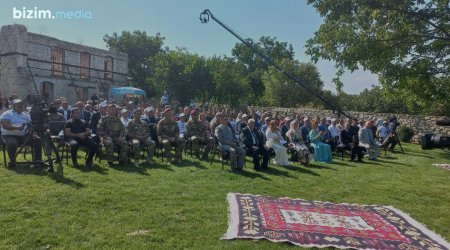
[{"x1": 0, "y1": 0, "x2": 378, "y2": 94}]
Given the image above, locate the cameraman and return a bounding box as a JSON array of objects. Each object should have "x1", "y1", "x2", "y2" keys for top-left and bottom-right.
[
  {"x1": 381, "y1": 117, "x2": 399, "y2": 150},
  {"x1": 0, "y1": 99, "x2": 42, "y2": 168}
]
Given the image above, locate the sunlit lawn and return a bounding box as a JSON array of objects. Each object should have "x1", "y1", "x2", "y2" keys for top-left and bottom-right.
[{"x1": 0, "y1": 143, "x2": 449, "y2": 249}]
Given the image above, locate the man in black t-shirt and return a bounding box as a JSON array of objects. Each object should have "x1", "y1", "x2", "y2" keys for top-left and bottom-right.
[{"x1": 64, "y1": 108, "x2": 98, "y2": 167}]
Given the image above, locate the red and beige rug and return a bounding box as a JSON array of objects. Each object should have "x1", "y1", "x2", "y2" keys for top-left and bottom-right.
[
  {"x1": 432, "y1": 164, "x2": 450, "y2": 171},
  {"x1": 223, "y1": 193, "x2": 450, "y2": 249}
]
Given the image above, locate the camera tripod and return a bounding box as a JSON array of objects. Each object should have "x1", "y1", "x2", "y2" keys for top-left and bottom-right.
[
  {"x1": 382, "y1": 130, "x2": 404, "y2": 153},
  {"x1": 14, "y1": 124, "x2": 61, "y2": 172}
]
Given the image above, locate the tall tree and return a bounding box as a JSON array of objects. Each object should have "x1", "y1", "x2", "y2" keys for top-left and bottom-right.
[
  {"x1": 206, "y1": 56, "x2": 251, "y2": 106},
  {"x1": 103, "y1": 30, "x2": 166, "y2": 97},
  {"x1": 262, "y1": 59, "x2": 324, "y2": 108},
  {"x1": 306, "y1": 0, "x2": 450, "y2": 104},
  {"x1": 232, "y1": 36, "x2": 295, "y2": 104},
  {"x1": 148, "y1": 48, "x2": 212, "y2": 106}
]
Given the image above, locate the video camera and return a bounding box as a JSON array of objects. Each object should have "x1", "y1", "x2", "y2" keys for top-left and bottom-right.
[
  {"x1": 25, "y1": 94, "x2": 49, "y2": 132},
  {"x1": 420, "y1": 119, "x2": 450, "y2": 149}
]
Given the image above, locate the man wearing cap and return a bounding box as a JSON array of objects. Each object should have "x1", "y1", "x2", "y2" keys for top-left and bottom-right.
[
  {"x1": 97, "y1": 104, "x2": 129, "y2": 166},
  {"x1": 0, "y1": 99, "x2": 43, "y2": 169},
  {"x1": 215, "y1": 115, "x2": 245, "y2": 171},
  {"x1": 177, "y1": 113, "x2": 187, "y2": 139},
  {"x1": 186, "y1": 109, "x2": 213, "y2": 160},
  {"x1": 157, "y1": 108, "x2": 184, "y2": 164},
  {"x1": 126, "y1": 109, "x2": 156, "y2": 167},
  {"x1": 120, "y1": 109, "x2": 130, "y2": 127}
]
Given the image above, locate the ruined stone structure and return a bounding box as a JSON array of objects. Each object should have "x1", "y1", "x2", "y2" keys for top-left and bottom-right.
[
  {"x1": 0, "y1": 24, "x2": 128, "y2": 103},
  {"x1": 249, "y1": 106, "x2": 450, "y2": 137}
]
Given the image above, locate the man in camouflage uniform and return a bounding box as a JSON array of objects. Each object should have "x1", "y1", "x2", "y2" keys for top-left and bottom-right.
[
  {"x1": 97, "y1": 104, "x2": 129, "y2": 166},
  {"x1": 186, "y1": 109, "x2": 213, "y2": 160},
  {"x1": 126, "y1": 109, "x2": 156, "y2": 167},
  {"x1": 157, "y1": 108, "x2": 184, "y2": 164}
]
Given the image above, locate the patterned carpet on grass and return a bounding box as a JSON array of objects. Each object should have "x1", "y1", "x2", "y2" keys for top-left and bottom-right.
[
  {"x1": 223, "y1": 193, "x2": 450, "y2": 249},
  {"x1": 432, "y1": 163, "x2": 450, "y2": 171}
]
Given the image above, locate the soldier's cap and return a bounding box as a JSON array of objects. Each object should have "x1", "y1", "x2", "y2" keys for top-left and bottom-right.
[
  {"x1": 285, "y1": 117, "x2": 292, "y2": 121},
  {"x1": 178, "y1": 113, "x2": 186, "y2": 118},
  {"x1": 121, "y1": 109, "x2": 128, "y2": 114},
  {"x1": 99, "y1": 101, "x2": 108, "y2": 108},
  {"x1": 162, "y1": 108, "x2": 171, "y2": 114},
  {"x1": 190, "y1": 109, "x2": 199, "y2": 115},
  {"x1": 242, "y1": 114, "x2": 248, "y2": 118},
  {"x1": 304, "y1": 117, "x2": 310, "y2": 122},
  {"x1": 331, "y1": 118, "x2": 337, "y2": 122},
  {"x1": 12, "y1": 99, "x2": 23, "y2": 104}
]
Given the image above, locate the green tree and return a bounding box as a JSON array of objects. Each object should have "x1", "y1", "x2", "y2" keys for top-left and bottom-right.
[
  {"x1": 103, "y1": 30, "x2": 166, "y2": 97},
  {"x1": 147, "y1": 48, "x2": 213, "y2": 106},
  {"x1": 206, "y1": 56, "x2": 251, "y2": 106},
  {"x1": 232, "y1": 36, "x2": 295, "y2": 104},
  {"x1": 306, "y1": 0, "x2": 450, "y2": 106},
  {"x1": 262, "y1": 59, "x2": 325, "y2": 108}
]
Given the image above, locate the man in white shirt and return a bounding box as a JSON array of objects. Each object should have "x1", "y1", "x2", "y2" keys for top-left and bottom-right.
[
  {"x1": 359, "y1": 120, "x2": 380, "y2": 160},
  {"x1": 0, "y1": 99, "x2": 42, "y2": 168},
  {"x1": 328, "y1": 118, "x2": 340, "y2": 139}
]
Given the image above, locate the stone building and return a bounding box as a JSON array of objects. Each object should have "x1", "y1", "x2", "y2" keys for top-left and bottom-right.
[{"x1": 0, "y1": 24, "x2": 128, "y2": 103}]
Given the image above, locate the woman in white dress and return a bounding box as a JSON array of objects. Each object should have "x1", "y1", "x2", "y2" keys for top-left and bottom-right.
[{"x1": 265, "y1": 120, "x2": 290, "y2": 166}]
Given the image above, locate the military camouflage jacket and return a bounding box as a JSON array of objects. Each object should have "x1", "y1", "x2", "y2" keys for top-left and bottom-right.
[
  {"x1": 126, "y1": 119, "x2": 150, "y2": 139},
  {"x1": 98, "y1": 115, "x2": 125, "y2": 138},
  {"x1": 186, "y1": 120, "x2": 206, "y2": 138},
  {"x1": 157, "y1": 118, "x2": 180, "y2": 140}
]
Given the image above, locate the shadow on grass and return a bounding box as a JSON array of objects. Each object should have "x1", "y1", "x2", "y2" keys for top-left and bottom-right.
[
  {"x1": 236, "y1": 169, "x2": 273, "y2": 180},
  {"x1": 6, "y1": 163, "x2": 85, "y2": 189},
  {"x1": 74, "y1": 163, "x2": 108, "y2": 175},
  {"x1": 376, "y1": 159, "x2": 411, "y2": 167},
  {"x1": 108, "y1": 162, "x2": 149, "y2": 175},
  {"x1": 49, "y1": 173, "x2": 85, "y2": 189},
  {"x1": 276, "y1": 164, "x2": 319, "y2": 177},
  {"x1": 330, "y1": 160, "x2": 355, "y2": 167},
  {"x1": 307, "y1": 162, "x2": 338, "y2": 170},
  {"x1": 176, "y1": 159, "x2": 208, "y2": 169},
  {"x1": 147, "y1": 162, "x2": 175, "y2": 172}
]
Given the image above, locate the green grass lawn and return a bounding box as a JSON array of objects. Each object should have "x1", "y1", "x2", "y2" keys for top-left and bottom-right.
[{"x1": 0, "y1": 143, "x2": 449, "y2": 249}]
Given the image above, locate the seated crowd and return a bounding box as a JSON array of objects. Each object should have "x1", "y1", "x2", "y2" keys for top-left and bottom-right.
[{"x1": 0, "y1": 95, "x2": 399, "y2": 172}]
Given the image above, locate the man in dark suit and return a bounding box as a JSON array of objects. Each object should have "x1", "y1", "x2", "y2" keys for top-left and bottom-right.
[
  {"x1": 240, "y1": 118, "x2": 269, "y2": 171},
  {"x1": 58, "y1": 100, "x2": 71, "y2": 120},
  {"x1": 75, "y1": 101, "x2": 91, "y2": 124}
]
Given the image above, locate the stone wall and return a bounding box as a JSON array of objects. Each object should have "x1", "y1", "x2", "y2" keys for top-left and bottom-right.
[
  {"x1": 248, "y1": 106, "x2": 450, "y2": 136},
  {"x1": 0, "y1": 24, "x2": 129, "y2": 103}
]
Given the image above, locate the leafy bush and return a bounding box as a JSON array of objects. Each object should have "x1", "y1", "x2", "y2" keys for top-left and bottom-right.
[{"x1": 397, "y1": 126, "x2": 415, "y2": 142}]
